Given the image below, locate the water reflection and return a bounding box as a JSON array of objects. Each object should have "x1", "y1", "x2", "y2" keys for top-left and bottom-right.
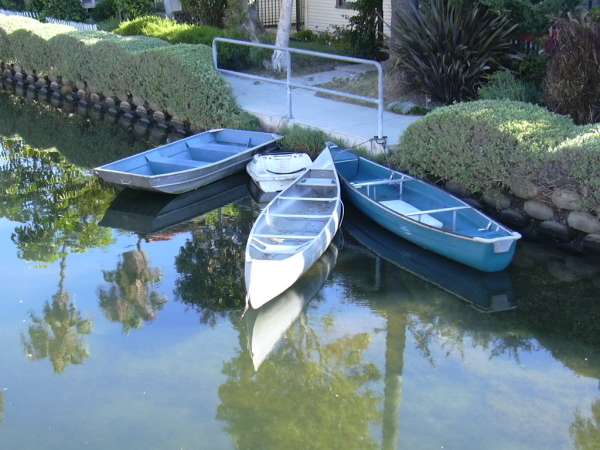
[
  {"x1": 0, "y1": 391, "x2": 4, "y2": 424},
  {"x1": 243, "y1": 245, "x2": 339, "y2": 370},
  {"x1": 343, "y1": 209, "x2": 515, "y2": 313},
  {"x1": 100, "y1": 173, "x2": 249, "y2": 235},
  {"x1": 571, "y1": 400, "x2": 600, "y2": 450},
  {"x1": 0, "y1": 136, "x2": 115, "y2": 264},
  {"x1": 218, "y1": 320, "x2": 382, "y2": 450},
  {"x1": 22, "y1": 255, "x2": 93, "y2": 374},
  {"x1": 174, "y1": 201, "x2": 256, "y2": 325},
  {"x1": 98, "y1": 241, "x2": 166, "y2": 334}
]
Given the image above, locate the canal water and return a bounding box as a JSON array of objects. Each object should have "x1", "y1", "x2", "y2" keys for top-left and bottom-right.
[{"x1": 0, "y1": 94, "x2": 599, "y2": 450}]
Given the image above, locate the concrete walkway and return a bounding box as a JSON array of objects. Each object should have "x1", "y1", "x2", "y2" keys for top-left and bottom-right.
[{"x1": 223, "y1": 74, "x2": 421, "y2": 150}]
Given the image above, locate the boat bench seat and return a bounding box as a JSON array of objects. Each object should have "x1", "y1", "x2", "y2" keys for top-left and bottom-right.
[
  {"x1": 146, "y1": 155, "x2": 208, "y2": 174},
  {"x1": 380, "y1": 199, "x2": 444, "y2": 229},
  {"x1": 299, "y1": 178, "x2": 335, "y2": 187}
]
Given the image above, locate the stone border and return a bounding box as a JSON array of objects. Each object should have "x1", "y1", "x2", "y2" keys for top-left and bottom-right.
[
  {"x1": 443, "y1": 179, "x2": 600, "y2": 257},
  {"x1": 0, "y1": 63, "x2": 192, "y2": 144}
]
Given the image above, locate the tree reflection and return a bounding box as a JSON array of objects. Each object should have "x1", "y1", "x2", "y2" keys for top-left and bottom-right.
[
  {"x1": 174, "y1": 203, "x2": 255, "y2": 326},
  {"x1": 217, "y1": 316, "x2": 382, "y2": 450},
  {"x1": 99, "y1": 243, "x2": 166, "y2": 333},
  {"x1": 571, "y1": 400, "x2": 600, "y2": 450},
  {"x1": 22, "y1": 255, "x2": 93, "y2": 374},
  {"x1": 0, "y1": 136, "x2": 115, "y2": 264}
]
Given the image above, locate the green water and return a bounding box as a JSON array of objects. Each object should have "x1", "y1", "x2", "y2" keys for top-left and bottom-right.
[{"x1": 0, "y1": 95, "x2": 599, "y2": 450}]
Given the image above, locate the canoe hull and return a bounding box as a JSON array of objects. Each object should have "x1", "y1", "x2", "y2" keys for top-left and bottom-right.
[
  {"x1": 245, "y1": 201, "x2": 341, "y2": 309},
  {"x1": 340, "y1": 180, "x2": 516, "y2": 272}
]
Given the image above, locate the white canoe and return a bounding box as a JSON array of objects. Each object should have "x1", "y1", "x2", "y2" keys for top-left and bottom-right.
[
  {"x1": 245, "y1": 147, "x2": 342, "y2": 309},
  {"x1": 246, "y1": 152, "x2": 312, "y2": 193},
  {"x1": 248, "y1": 245, "x2": 338, "y2": 370}
]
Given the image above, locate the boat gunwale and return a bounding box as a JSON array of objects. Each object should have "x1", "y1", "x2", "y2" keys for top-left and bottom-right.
[
  {"x1": 94, "y1": 128, "x2": 283, "y2": 180},
  {"x1": 336, "y1": 153, "x2": 521, "y2": 245}
]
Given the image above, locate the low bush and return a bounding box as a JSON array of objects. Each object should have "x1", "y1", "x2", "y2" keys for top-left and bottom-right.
[
  {"x1": 114, "y1": 16, "x2": 263, "y2": 69},
  {"x1": 479, "y1": 70, "x2": 540, "y2": 103},
  {"x1": 480, "y1": 0, "x2": 579, "y2": 35},
  {"x1": 396, "y1": 100, "x2": 600, "y2": 208},
  {"x1": 391, "y1": 0, "x2": 518, "y2": 104},
  {"x1": 279, "y1": 125, "x2": 346, "y2": 159},
  {"x1": 180, "y1": 0, "x2": 226, "y2": 27},
  {"x1": 544, "y1": 14, "x2": 600, "y2": 125},
  {"x1": 0, "y1": 17, "x2": 252, "y2": 130}
]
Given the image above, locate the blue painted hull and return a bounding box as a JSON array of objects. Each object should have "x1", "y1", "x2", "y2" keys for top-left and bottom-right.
[{"x1": 333, "y1": 151, "x2": 520, "y2": 272}]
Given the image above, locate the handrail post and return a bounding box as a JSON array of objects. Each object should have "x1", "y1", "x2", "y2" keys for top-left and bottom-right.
[
  {"x1": 376, "y1": 62, "x2": 384, "y2": 139},
  {"x1": 286, "y1": 50, "x2": 293, "y2": 119},
  {"x1": 212, "y1": 40, "x2": 219, "y2": 70}
]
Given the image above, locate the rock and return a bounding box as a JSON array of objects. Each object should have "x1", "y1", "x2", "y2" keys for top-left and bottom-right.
[
  {"x1": 499, "y1": 208, "x2": 530, "y2": 229},
  {"x1": 583, "y1": 233, "x2": 600, "y2": 254},
  {"x1": 539, "y1": 220, "x2": 573, "y2": 242},
  {"x1": 445, "y1": 180, "x2": 469, "y2": 197},
  {"x1": 524, "y1": 200, "x2": 554, "y2": 221},
  {"x1": 567, "y1": 211, "x2": 600, "y2": 234},
  {"x1": 509, "y1": 177, "x2": 539, "y2": 199},
  {"x1": 482, "y1": 190, "x2": 511, "y2": 210},
  {"x1": 388, "y1": 100, "x2": 417, "y2": 115},
  {"x1": 551, "y1": 188, "x2": 582, "y2": 210}
]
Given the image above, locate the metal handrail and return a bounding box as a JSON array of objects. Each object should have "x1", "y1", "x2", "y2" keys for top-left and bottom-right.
[{"x1": 212, "y1": 37, "x2": 385, "y2": 139}]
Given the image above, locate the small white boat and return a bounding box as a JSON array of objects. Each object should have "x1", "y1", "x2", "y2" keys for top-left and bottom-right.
[
  {"x1": 245, "y1": 147, "x2": 342, "y2": 309},
  {"x1": 246, "y1": 152, "x2": 312, "y2": 193}
]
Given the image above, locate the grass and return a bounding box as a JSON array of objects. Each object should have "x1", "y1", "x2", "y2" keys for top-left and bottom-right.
[{"x1": 316, "y1": 72, "x2": 430, "y2": 115}]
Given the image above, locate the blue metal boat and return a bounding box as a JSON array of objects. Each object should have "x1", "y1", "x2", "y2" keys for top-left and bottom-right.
[
  {"x1": 332, "y1": 148, "x2": 521, "y2": 272},
  {"x1": 95, "y1": 129, "x2": 282, "y2": 194}
]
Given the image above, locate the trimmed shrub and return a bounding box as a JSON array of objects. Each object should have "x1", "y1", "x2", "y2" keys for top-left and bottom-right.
[
  {"x1": 391, "y1": 0, "x2": 518, "y2": 104},
  {"x1": 479, "y1": 70, "x2": 540, "y2": 103},
  {"x1": 544, "y1": 14, "x2": 600, "y2": 125},
  {"x1": 396, "y1": 101, "x2": 566, "y2": 189},
  {"x1": 0, "y1": 17, "x2": 251, "y2": 130},
  {"x1": 396, "y1": 100, "x2": 600, "y2": 208}
]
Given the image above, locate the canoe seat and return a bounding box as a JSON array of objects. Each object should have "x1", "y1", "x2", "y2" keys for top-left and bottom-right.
[
  {"x1": 380, "y1": 199, "x2": 444, "y2": 229},
  {"x1": 146, "y1": 154, "x2": 208, "y2": 174},
  {"x1": 299, "y1": 178, "x2": 334, "y2": 187}
]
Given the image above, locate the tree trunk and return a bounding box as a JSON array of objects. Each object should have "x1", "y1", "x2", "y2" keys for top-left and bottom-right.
[{"x1": 272, "y1": 0, "x2": 294, "y2": 72}]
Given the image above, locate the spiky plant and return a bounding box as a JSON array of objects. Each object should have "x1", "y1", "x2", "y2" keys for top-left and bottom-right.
[{"x1": 391, "y1": 0, "x2": 518, "y2": 104}]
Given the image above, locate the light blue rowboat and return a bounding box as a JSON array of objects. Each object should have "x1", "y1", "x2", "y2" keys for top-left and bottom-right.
[
  {"x1": 332, "y1": 148, "x2": 521, "y2": 272},
  {"x1": 95, "y1": 129, "x2": 282, "y2": 194}
]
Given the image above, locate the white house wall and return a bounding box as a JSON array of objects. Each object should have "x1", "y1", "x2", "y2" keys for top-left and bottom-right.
[{"x1": 304, "y1": 0, "x2": 392, "y2": 35}]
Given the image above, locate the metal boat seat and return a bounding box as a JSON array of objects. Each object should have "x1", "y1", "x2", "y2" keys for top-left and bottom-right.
[
  {"x1": 145, "y1": 154, "x2": 209, "y2": 174},
  {"x1": 380, "y1": 199, "x2": 444, "y2": 229}
]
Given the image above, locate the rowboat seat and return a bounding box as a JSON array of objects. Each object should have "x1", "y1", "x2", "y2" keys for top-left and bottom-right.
[
  {"x1": 380, "y1": 199, "x2": 443, "y2": 229},
  {"x1": 146, "y1": 154, "x2": 208, "y2": 174}
]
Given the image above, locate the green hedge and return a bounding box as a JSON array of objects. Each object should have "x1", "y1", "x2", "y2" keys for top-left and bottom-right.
[
  {"x1": 0, "y1": 16, "x2": 256, "y2": 130},
  {"x1": 396, "y1": 100, "x2": 600, "y2": 208}
]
